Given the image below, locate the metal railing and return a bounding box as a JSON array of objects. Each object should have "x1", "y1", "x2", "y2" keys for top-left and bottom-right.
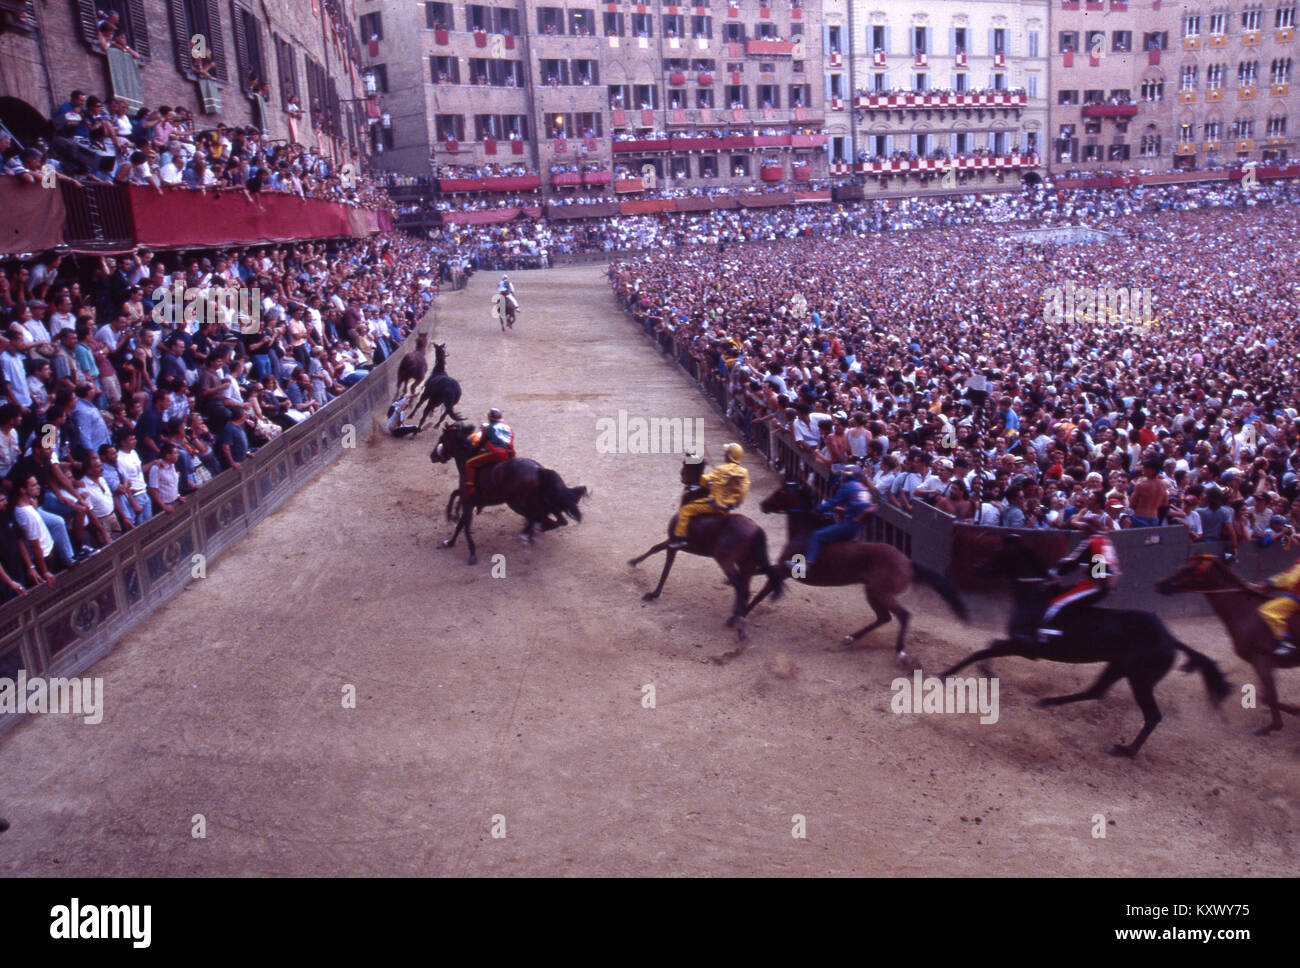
[{"x1": 617, "y1": 291, "x2": 1297, "y2": 616}]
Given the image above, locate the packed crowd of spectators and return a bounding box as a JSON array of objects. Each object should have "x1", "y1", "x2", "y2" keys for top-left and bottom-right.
[
  {"x1": 2, "y1": 88, "x2": 391, "y2": 212},
  {"x1": 424, "y1": 176, "x2": 1299, "y2": 261},
  {"x1": 0, "y1": 234, "x2": 439, "y2": 597},
  {"x1": 611, "y1": 183, "x2": 1300, "y2": 545}
]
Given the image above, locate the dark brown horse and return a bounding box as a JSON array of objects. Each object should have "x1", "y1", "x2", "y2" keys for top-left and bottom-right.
[
  {"x1": 395, "y1": 332, "x2": 429, "y2": 401},
  {"x1": 941, "y1": 536, "x2": 1230, "y2": 757},
  {"x1": 745, "y1": 480, "x2": 968, "y2": 665},
  {"x1": 1156, "y1": 555, "x2": 1300, "y2": 735},
  {"x1": 410, "y1": 342, "x2": 464, "y2": 432},
  {"x1": 628, "y1": 460, "x2": 783, "y2": 652},
  {"x1": 430, "y1": 422, "x2": 586, "y2": 565}
]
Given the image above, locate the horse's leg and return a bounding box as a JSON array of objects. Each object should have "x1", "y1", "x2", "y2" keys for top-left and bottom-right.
[
  {"x1": 721, "y1": 565, "x2": 749, "y2": 634},
  {"x1": 643, "y1": 549, "x2": 678, "y2": 601},
  {"x1": 1036, "y1": 662, "x2": 1123, "y2": 708},
  {"x1": 938, "y1": 639, "x2": 1025, "y2": 678},
  {"x1": 1251, "y1": 655, "x2": 1287, "y2": 735},
  {"x1": 743, "y1": 575, "x2": 779, "y2": 616},
  {"x1": 1109, "y1": 673, "x2": 1163, "y2": 758},
  {"x1": 842, "y1": 588, "x2": 893, "y2": 648},
  {"x1": 629, "y1": 540, "x2": 669, "y2": 567},
  {"x1": 462, "y1": 509, "x2": 477, "y2": 565}
]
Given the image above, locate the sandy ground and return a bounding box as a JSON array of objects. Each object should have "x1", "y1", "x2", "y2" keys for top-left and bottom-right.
[{"x1": 1, "y1": 265, "x2": 1297, "y2": 877}]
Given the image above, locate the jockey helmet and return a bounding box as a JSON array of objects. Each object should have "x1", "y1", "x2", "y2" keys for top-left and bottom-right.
[
  {"x1": 724, "y1": 442, "x2": 744, "y2": 463},
  {"x1": 487, "y1": 408, "x2": 503, "y2": 421}
]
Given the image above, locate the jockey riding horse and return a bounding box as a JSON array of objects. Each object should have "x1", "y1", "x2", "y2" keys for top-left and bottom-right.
[
  {"x1": 668, "y1": 443, "x2": 750, "y2": 548},
  {"x1": 461, "y1": 407, "x2": 515, "y2": 503}
]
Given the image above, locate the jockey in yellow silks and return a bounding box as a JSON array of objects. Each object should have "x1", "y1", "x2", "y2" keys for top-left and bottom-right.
[
  {"x1": 1256, "y1": 558, "x2": 1300, "y2": 659},
  {"x1": 668, "y1": 443, "x2": 750, "y2": 548}
]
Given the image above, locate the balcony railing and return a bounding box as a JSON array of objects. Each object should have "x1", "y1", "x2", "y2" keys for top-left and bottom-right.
[
  {"x1": 853, "y1": 154, "x2": 1040, "y2": 174},
  {"x1": 1081, "y1": 103, "x2": 1139, "y2": 117},
  {"x1": 612, "y1": 132, "x2": 828, "y2": 153},
  {"x1": 855, "y1": 91, "x2": 1027, "y2": 109}
]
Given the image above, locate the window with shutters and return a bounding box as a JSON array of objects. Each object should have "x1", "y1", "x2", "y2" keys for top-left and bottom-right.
[
  {"x1": 434, "y1": 114, "x2": 464, "y2": 141},
  {"x1": 369, "y1": 65, "x2": 389, "y2": 93},
  {"x1": 75, "y1": 0, "x2": 149, "y2": 57},
  {"x1": 360, "y1": 11, "x2": 382, "y2": 40},
  {"x1": 305, "y1": 57, "x2": 326, "y2": 131},
  {"x1": 425, "y1": 3, "x2": 452, "y2": 30},
  {"x1": 172, "y1": 0, "x2": 227, "y2": 81},
  {"x1": 275, "y1": 34, "x2": 298, "y2": 108},
  {"x1": 327, "y1": 79, "x2": 341, "y2": 136},
  {"x1": 431, "y1": 56, "x2": 460, "y2": 83},
  {"x1": 231, "y1": 3, "x2": 268, "y2": 92}
]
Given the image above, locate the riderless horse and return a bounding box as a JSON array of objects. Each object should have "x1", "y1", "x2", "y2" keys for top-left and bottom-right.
[{"x1": 408, "y1": 342, "x2": 464, "y2": 432}]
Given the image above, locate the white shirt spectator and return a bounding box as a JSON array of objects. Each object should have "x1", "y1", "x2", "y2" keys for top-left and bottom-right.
[
  {"x1": 147, "y1": 461, "x2": 180, "y2": 505},
  {"x1": 117, "y1": 448, "x2": 147, "y2": 496},
  {"x1": 15, "y1": 503, "x2": 54, "y2": 558}
]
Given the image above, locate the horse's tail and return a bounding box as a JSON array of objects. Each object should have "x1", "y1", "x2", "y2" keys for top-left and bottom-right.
[
  {"x1": 910, "y1": 562, "x2": 970, "y2": 622},
  {"x1": 538, "y1": 468, "x2": 586, "y2": 522},
  {"x1": 1172, "y1": 637, "x2": 1231, "y2": 706},
  {"x1": 752, "y1": 527, "x2": 784, "y2": 602}
]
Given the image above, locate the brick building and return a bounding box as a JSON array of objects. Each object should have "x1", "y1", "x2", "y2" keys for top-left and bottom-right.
[
  {"x1": 361, "y1": 0, "x2": 830, "y2": 200},
  {"x1": 0, "y1": 0, "x2": 367, "y2": 164},
  {"x1": 1049, "y1": 0, "x2": 1298, "y2": 172}
]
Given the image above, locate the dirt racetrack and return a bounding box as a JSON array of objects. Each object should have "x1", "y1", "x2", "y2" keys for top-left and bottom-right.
[{"x1": 1, "y1": 265, "x2": 1297, "y2": 877}]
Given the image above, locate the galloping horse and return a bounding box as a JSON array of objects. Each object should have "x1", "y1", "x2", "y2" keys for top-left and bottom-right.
[
  {"x1": 430, "y1": 422, "x2": 586, "y2": 565},
  {"x1": 492, "y1": 291, "x2": 517, "y2": 331},
  {"x1": 394, "y1": 332, "x2": 429, "y2": 402},
  {"x1": 628, "y1": 459, "x2": 784, "y2": 653},
  {"x1": 940, "y1": 536, "x2": 1229, "y2": 757},
  {"x1": 1156, "y1": 555, "x2": 1300, "y2": 735},
  {"x1": 745, "y1": 480, "x2": 968, "y2": 665},
  {"x1": 409, "y1": 342, "x2": 464, "y2": 432}
]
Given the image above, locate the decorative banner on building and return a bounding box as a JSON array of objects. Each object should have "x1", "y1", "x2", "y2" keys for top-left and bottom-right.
[
  {"x1": 1063, "y1": 49, "x2": 1074, "y2": 68},
  {"x1": 484, "y1": 138, "x2": 497, "y2": 154},
  {"x1": 873, "y1": 50, "x2": 886, "y2": 66},
  {"x1": 1148, "y1": 48, "x2": 1161, "y2": 65},
  {"x1": 554, "y1": 137, "x2": 567, "y2": 152},
  {"x1": 511, "y1": 139, "x2": 524, "y2": 154},
  {"x1": 641, "y1": 109, "x2": 654, "y2": 125}
]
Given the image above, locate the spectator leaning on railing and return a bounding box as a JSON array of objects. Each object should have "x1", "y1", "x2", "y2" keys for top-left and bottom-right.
[{"x1": 0, "y1": 233, "x2": 439, "y2": 599}]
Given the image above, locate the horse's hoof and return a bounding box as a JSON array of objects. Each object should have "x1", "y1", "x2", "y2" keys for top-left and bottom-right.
[
  {"x1": 439, "y1": 539, "x2": 453, "y2": 549},
  {"x1": 467, "y1": 555, "x2": 477, "y2": 566},
  {"x1": 0, "y1": 818, "x2": 8, "y2": 833},
  {"x1": 1033, "y1": 698, "x2": 1052, "y2": 709},
  {"x1": 642, "y1": 592, "x2": 658, "y2": 602},
  {"x1": 897, "y1": 651, "x2": 912, "y2": 667},
  {"x1": 841, "y1": 634, "x2": 856, "y2": 647},
  {"x1": 1252, "y1": 725, "x2": 1278, "y2": 737},
  {"x1": 627, "y1": 559, "x2": 638, "y2": 568},
  {"x1": 1107, "y1": 744, "x2": 1136, "y2": 758}
]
